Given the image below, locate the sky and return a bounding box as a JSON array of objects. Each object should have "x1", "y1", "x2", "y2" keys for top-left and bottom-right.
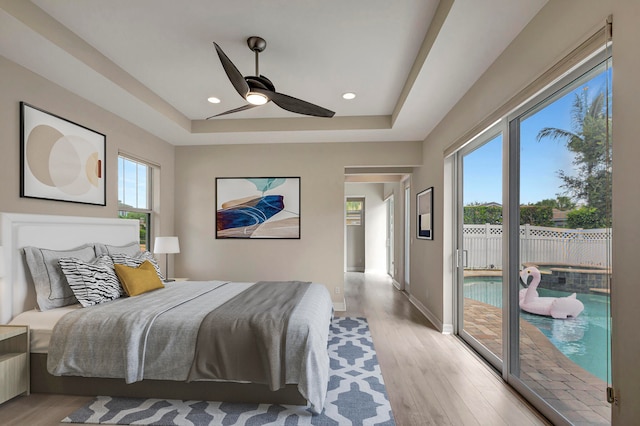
[
  {"x1": 463, "y1": 69, "x2": 610, "y2": 206},
  {"x1": 118, "y1": 157, "x2": 148, "y2": 209}
]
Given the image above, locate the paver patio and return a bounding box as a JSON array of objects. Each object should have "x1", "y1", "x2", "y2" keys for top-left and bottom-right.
[{"x1": 464, "y1": 298, "x2": 610, "y2": 425}]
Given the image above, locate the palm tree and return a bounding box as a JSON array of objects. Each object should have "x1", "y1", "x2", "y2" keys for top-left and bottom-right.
[{"x1": 536, "y1": 86, "x2": 612, "y2": 227}]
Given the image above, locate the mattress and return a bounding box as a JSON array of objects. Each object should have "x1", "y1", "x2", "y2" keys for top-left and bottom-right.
[{"x1": 9, "y1": 304, "x2": 81, "y2": 353}]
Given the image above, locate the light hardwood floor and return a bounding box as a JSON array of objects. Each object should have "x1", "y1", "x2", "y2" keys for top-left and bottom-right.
[
  {"x1": 0, "y1": 272, "x2": 551, "y2": 425},
  {"x1": 342, "y1": 272, "x2": 550, "y2": 426}
]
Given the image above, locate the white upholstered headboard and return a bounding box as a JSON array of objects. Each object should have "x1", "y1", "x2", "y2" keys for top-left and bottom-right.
[{"x1": 0, "y1": 213, "x2": 139, "y2": 324}]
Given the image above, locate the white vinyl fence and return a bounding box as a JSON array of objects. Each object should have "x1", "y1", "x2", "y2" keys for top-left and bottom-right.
[{"x1": 463, "y1": 224, "x2": 612, "y2": 269}]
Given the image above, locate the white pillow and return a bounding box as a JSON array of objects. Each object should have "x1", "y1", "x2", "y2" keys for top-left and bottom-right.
[{"x1": 59, "y1": 255, "x2": 123, "y2": 307}]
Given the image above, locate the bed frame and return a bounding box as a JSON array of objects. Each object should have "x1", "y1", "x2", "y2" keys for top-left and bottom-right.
[{"x1": 0, "y1": 212, "x2": 305, "y2": 405}]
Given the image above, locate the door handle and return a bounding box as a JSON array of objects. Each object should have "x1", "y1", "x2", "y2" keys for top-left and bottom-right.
[{"x1": 457, "y1": 249, "x2": 468, "y2": 268}]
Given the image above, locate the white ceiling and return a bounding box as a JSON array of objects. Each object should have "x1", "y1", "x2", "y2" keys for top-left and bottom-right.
[{"x1": 0, "y1": 0, "x2": 547, "y2": 146}]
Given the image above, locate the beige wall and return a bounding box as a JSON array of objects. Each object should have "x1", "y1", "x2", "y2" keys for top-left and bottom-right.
[
  {"x1": 174, "y1": 142, "x2": 421, "y2": 306},
  {"x1": 0, "y1": 55, "x2": 176, "y2": 243},
  {"x1": 411, "y1": 0, "x2": 640, "y2": 422}
]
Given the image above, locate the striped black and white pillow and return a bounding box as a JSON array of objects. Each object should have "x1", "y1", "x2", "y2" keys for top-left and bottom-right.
[
  {"x1": 110, "y1": 251, "x2": 165, "y2": 281},
  {"x1": 59, "y1": 255, "x2": 124, "y2": 307}
]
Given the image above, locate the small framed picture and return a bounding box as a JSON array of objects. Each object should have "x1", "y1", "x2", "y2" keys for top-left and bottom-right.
[{"x1": 417, "y1": 187, "x2": 433, "y2": 240}]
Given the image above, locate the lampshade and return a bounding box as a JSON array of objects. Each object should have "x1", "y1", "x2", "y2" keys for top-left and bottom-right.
[{"x1": 154, "y1": 236, "x2": 180, "y2": 254}]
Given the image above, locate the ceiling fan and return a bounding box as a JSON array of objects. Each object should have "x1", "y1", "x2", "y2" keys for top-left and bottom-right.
[{"x1": 207, "y1": 36, "x2": 335, "y2": 119}]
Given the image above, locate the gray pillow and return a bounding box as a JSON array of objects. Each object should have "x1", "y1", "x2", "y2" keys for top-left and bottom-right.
[
  {"x1": 94, "y1": 241, "x2": 141, "y2": 257},
  {"x1": 23, "y1": 244, "x2": 97, "y2": 311},
  {"x1": 59, "y1": 255, "x2": 123, "y2": 307}
]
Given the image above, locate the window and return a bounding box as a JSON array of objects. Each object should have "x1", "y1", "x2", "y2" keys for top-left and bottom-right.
[
  {"x1": 346, "y1": 200, "x2": 363, "y2": 226},
  {"x1": 118, "y1": 155, "x2": 152, "y2": 250}
]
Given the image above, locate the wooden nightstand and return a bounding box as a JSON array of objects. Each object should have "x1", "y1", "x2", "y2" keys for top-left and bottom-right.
[{"x1": 0, "y1": 325, "x2": 29, "y2": 404}]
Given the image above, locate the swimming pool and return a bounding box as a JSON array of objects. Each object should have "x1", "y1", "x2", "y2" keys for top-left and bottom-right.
[{"x1": 464, "y1": 276, "x2": 611, "y2": 381}]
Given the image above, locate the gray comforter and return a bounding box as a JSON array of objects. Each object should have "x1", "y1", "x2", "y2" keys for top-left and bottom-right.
[
  {"x1": 47, "y1": 280, "x2": 333, "y2": 413},
  {"x1": 188, "y1": 281, "x2": 311, "y2": 390}
]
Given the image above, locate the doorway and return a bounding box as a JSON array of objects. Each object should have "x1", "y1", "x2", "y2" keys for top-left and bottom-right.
[
  {"x1": 386, "y1": 195, "x2": 394, "y2": 278},
  {"x1": 346, "y1": 197, "x2": 365, "y2": 272}
]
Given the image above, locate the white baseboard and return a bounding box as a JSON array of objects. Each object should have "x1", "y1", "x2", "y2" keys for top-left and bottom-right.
[
  {"x1": 392, "y1": 279, "x2": 402, "y2": 290},
  {"x1": 408, "y1": 295, "x2": 453, "y2": 334},
  {"x1": 333, "y1": 297, "x2": 347, "y2": 312},
  {"x1": 364, "y1": 268, "x2": 387, "y2": 274}
]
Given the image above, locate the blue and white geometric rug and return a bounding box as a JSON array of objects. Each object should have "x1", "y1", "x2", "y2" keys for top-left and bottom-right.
[{"x1": 62, "y1": 317, "x2": 395, "y2": 425}]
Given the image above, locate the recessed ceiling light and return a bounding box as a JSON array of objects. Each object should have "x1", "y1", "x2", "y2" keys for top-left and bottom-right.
[
  {"x1": 342, "y1": 92, "x2": 356, "y2": 100},
  {"x1": 207, "y1": 97, "x2": 221, "y2": 104}
]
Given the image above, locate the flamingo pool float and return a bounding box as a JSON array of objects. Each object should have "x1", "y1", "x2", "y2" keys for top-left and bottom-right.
[{"x1": 519, "y1": 266, "x2": 584, "y2": 319}]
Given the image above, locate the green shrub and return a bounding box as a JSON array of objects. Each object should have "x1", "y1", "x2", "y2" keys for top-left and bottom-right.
[
  {"x1": 463, "y1": 206, "x2": 502, "y2": 225},
  {"x1": 520, "y1": 206, "x2": 553, "y2": 227},
  {"x1": 566, "y1": 206, "x2": 607, "y2": 229}
]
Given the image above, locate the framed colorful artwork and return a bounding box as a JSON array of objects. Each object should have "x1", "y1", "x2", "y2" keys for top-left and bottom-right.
[
  {"x1": 216, "y1": 177, "x2": 301, "y2": 239},
  {"x1": 20, "y1": 102, "x2": 106, "y2": 205}
]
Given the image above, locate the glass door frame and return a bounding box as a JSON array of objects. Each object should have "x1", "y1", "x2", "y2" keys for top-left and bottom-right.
[
  {"x1": 455, "y1": 122, "x2": 505, "y2": 371},
  {"x1": 505, "y1": 50, "x2": 612, "y2": 425}
]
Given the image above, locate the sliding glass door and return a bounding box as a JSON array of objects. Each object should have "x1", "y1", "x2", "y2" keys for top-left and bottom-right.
[
  {"x1": 455, "y1": 50, "x2": 612, "y2": 425},
  {"x1": 508, "y1": 55, "x2": 612, "y2": 425},
  {"x1": 457, "y1": 129, "x2": 504, "y2": 369}
]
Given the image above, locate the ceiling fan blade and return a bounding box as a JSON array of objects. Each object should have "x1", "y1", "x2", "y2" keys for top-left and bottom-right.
[
  {"x1": 213, "y1": 42, "x2": 249, "y2": 98},
  {"x1": 206, "y1": 104, "x2": 259, "y2": 119},
  {"x1": 254, "y1": 89, "x2": 335, "y2": 118}
]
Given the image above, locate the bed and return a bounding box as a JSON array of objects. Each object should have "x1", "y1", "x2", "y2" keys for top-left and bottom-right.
[{"x1": 0, "y1": 212, "x2": 333, "y2": 413}]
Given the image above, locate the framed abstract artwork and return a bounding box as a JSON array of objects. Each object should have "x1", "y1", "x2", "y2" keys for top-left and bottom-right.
[
  {"x1": 417, "y1": 187, "x2": 433, "y2": 240},
  {"x1": 216, "y1": 177, "x2": 301, "y2": 239},
  {"x1": 20, "y1": 102, "x2": 106, "y2": 206}
]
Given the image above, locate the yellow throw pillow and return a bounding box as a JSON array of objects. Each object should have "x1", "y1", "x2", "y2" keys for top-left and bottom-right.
[{"x1": 114, "y1": 260, "x2": 164, "y2": 296}]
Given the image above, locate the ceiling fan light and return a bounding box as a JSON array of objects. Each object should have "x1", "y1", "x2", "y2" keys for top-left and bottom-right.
[{"x1": 246, "y1": 92, "x2": 268, "y2": 105}]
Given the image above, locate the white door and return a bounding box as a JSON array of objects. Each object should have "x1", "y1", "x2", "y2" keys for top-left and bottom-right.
[
  {"x1": 386, "y1": 195, "x2": 394, "y2": 277},
  {"x1": 404, "y1": 185, "x2": 410, "y2": 292}
]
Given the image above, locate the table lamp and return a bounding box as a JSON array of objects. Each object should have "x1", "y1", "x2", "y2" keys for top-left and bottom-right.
[{"x1": 153, "y1": 236, "x2": 180, "y2": 281}]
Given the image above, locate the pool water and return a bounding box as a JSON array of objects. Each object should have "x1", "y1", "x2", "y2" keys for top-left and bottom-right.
[{"x1": 464, "y1": 277, "x2": 611, "y2": 382}]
